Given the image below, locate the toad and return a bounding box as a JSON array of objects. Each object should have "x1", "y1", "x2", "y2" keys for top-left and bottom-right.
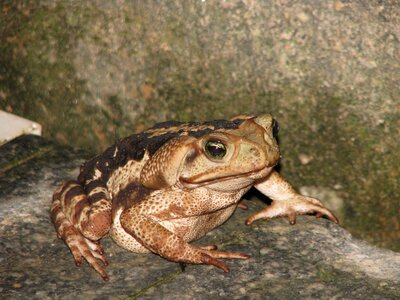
[{"x1": 50, "y1": 114, "x2": 338, "y2": 280}]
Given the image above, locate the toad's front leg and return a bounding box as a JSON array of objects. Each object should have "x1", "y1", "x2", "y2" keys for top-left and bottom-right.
[
  {"x1": 51, "y1": 180, "x2": 112, "y2": 280},
  {"x1": 246, "y1": 171, "x2": 338, "y2": 225},
  {"x1": 120, "y1": 207, "x2": 250, "y2": 272}
]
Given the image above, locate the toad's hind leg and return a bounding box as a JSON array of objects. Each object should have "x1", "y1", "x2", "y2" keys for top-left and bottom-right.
[
  {"x1": 50, "y1": 180, "x2": 112, "y2": 280},
  {"x1": 120, "y1": 210, "x2": 250, "y2": 272}
]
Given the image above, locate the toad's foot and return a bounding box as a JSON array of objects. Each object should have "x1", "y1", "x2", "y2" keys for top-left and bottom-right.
[
  {"x1": 193, "y1": 244, "x2": 250, "y2": 272},
  {"x1": 245, "y1": 196, "x2": 338, "y2": 225},
  {"x1": 60, "y1": 224, "x2": 109, "y2": 281}
]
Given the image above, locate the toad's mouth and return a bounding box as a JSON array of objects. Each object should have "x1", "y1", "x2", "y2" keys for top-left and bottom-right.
[{"x1": 179, "y1": 164, "x2": 275, "y2": 187}]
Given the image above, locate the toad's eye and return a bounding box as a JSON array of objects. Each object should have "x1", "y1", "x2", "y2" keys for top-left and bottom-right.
[
  {"x1": 205, "y1": 140, "x2": 227, "y2": 159},
  {"x1": 272, "y1": 119, "x2": 279, "y2": 137}
]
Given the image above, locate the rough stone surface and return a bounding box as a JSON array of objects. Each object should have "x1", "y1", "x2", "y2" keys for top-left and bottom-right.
[
  {"x1": 0, "y1": 135, "x2": 399, "y2": 299},
  {"x1": 0, "y1": 0, "x2": 399, "y2": 252}
]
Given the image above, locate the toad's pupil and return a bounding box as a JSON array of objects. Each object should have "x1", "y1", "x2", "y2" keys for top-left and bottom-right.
[
  {"x1": 205, "y1": 141, "x2": 226, "y2": 159},
  {"x1": 208, "y1": 145, "x2": 224, "y2": 155}
]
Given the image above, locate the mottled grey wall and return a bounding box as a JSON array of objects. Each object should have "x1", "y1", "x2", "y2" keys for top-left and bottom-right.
[{"x1": 1, "y1": 1, "x2": 399, "y2": 250}]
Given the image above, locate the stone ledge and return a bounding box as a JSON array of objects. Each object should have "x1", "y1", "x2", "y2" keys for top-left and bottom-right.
[{"x1": 0, "y1": 135, "x2": 399, "y2": 299}]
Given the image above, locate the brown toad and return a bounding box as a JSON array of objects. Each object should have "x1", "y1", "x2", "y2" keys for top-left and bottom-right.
[{"x1": 50, "y1": 114, "x2": 338, "y2": 280}]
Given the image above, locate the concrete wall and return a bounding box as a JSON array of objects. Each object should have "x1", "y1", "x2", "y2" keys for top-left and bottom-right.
[{"x1": 1, "y1": 0, "x2": 399, "y2": 250}]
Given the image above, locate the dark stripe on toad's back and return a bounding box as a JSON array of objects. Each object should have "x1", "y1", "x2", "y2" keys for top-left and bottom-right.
[
  {"x1": 78, "y1": 159, "x2": 99, "y2": 185},
  {"x1": 151, "y1": 118, "x2": 245, "y2": 131},
  {"x1": 203, "y1": 118, "x2": 245, "y2": 129},
  {"x1": 136, "y1": 118, "x2": 246, "y2": 157}
]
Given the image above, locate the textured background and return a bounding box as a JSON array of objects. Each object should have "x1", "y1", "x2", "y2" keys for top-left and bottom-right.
[{"x1": 0, "y1": 0, "x2": 399, "y2": 250}]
